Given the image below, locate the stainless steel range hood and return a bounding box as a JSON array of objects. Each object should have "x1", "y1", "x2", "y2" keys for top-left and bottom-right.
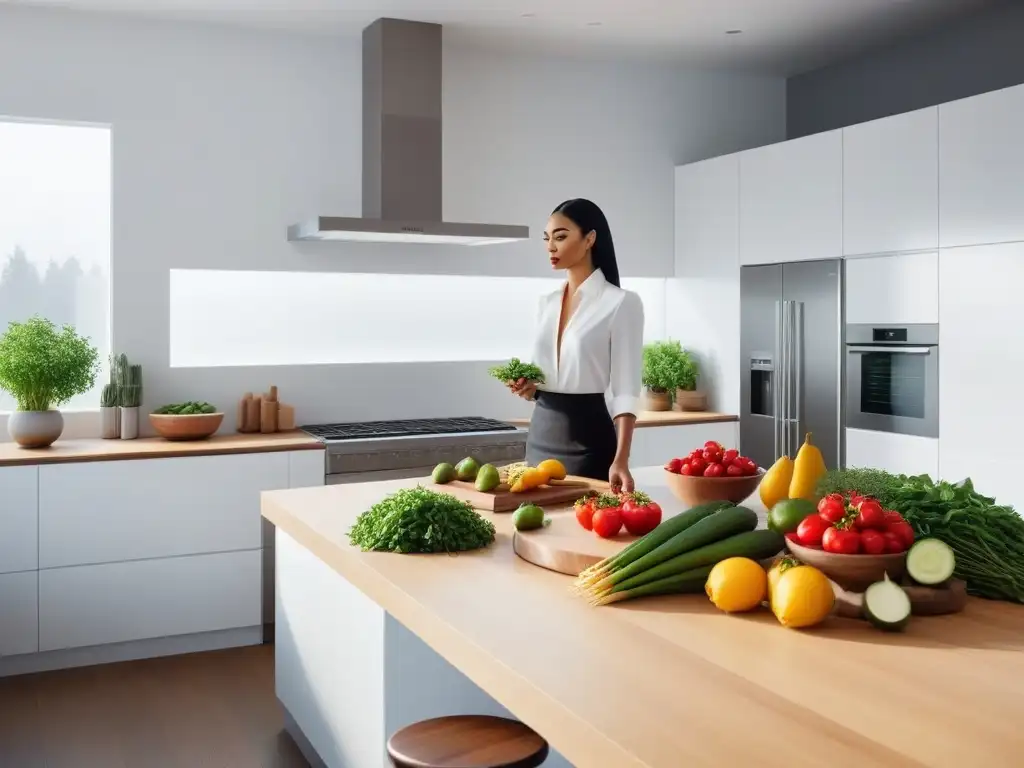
[{"x1": 288, "y1": 18, "x2": 530, "y2": 246}]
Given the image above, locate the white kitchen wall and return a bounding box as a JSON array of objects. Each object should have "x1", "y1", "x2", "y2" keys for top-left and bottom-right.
[{"x1": 0, "y1": 5, "x2": 785, "y2": 431}]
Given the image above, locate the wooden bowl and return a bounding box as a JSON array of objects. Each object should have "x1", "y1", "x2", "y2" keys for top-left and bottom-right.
[
  {"x1": 664, "y1": 467, "x2": 764, "y2": 506},
  {"x1": 786, "y1": 537, "x2": 907, "y2": 592},
  {"x1": 149, "y1": 413, "x2": 224, "y2": 441}
]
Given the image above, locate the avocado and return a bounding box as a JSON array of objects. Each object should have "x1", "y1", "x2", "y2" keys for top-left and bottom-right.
[
  {"x1": 455, "y1": 456, "x2": 480, "y2": 482},
  {"x1": 431, "y1": 462, "x2": 456, "y2": 485},
  {"x1": 512, "y1": 503, "x2": 546, "y2": 531},
  {"x1": 475, "y1": 463, "x2": 500, "y2": 492}
]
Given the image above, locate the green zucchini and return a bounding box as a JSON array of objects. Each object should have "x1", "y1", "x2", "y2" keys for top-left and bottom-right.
[
  {"x1": 608, "y1": 529, "x2": 785, "y2": 596},
  {"x1": 906, "y1": 538, "x2": 956, "y2": 586},
  {"x1": 590, "y1": 506, "x2": 759, "y2": 595},
  {"x1": 863, "y1": 574, "x2": 912, "y2": 632},
  {"x1": 596, "y1": 565, "x2": 715, "y2": 605}
]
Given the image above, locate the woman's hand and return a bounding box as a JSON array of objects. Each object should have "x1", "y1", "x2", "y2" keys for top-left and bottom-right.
[
  {"x1": 609, "y1": 459, "x2": 634, "y2": 495},
  {"x1": 508, "y1": 378, "x2": 537, "y2": 401}
]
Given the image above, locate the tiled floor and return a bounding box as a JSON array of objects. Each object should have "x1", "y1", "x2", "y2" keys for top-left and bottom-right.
[{"x1": 0, "y1": 644, "x2": 307, "y2": 768}]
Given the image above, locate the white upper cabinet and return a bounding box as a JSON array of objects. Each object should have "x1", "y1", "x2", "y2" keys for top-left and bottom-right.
[
  {"x1": 843, "y1": 108, "x2": 938, "y2": 256},
  {"x1": 674, "y1": 155, "x2": 738, "y2": 277},
  {"x1": 739, "y1": 130, "x2": 842, "y2": 265},
  {"x1": 939, "y1": 83, "x2": 1024, "y2": 248},
  {"x1": 844, "y1": 252, "x2": 938, "y2": 325}
]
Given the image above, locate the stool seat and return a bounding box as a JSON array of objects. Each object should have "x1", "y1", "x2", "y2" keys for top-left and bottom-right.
[{"x1": 387, "y1": 714, "x2": 549, "y2": 768}]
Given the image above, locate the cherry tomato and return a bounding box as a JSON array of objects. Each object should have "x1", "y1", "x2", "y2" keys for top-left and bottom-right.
[
  {"x1": 849, "y1": 493, "x2": 866, "y2": 508},
  {"x1": 574, "y1": 499, "x2": 595, "y2": 531},
  {"x1": 883, "y1": 509, "x2": 904, "y2": 525},
  {"x1": 860, "y1": 528, "x2": 886, "y2": 555},
  {"x1": 887, "y1": 520, "x2": 916, "y2": 549},
  {"x1": 665, "y1": 457, "x2": 683, "y2": 474},
  {"x1": 689, "y1": 448, "x2": 704, "y2": 462},
  {"x1": 855, "y1": 499, "x2": 886, "y2": 530},
  {"x1": 679, "y1": 461, "x2": 696, "y2": 476},
  {"x1": 704, "y1": 441, "x2": 724, "y2": 452},
  {"x1": 796, "y1": 514, "x2": 830, "y2": 547},
  {"x1": 784, "y1": 531, "x2": 801, "y2": 545},
  {"x1": 882, "y1": 531, "x2": 906, "y2": 554},
  {"x1": 737, "y1": 457, "x2": 758, "y2": 476},
  {"x1": 688, "y1": 457, "x2": 706, "y2": 475},
  {"x1": 621, "y1": 500, "x2": 662, "y2": 536},
  {"x1": 725, "y1": 463, "x2": 745, "y2": 477},
  {"x1": 822, "y1": 526, "x2": 861, "y2": 554},
  {"x1": 722, "y1": 448, "x2": 739, "y2": 465},
  {"x1": 817, "y1": 496, "x2": 846, "y2": 524},
  {"x1": 702, "y1": 447, "x2": 723, "y2": 464},
  {"x1": 703, "y1": 462, "x2": 725, "y2": 478},
  {"x1": 592, "y1": 507, "x2": 623, "y2": 539}
]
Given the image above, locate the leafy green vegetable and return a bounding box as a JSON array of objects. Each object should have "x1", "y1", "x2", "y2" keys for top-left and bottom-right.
[
  {"x1": 0, "y1": 316, "x2": 100, "y2": 411},
  {"x1": 641, "y1": 340, "x2": 697, "y2": 393},
  {"x1": 818, "y1": 468, "x2": 1024, "y2": 603},
  {"x1": 155, "y1": 401, "x2": 218, "y2": 415},
  {"x1": 348, "y1": 486, "x2": 496, "y2": 554},
  {"x1": 488, "y1": 358, "x2": 545, "y2": 385}
]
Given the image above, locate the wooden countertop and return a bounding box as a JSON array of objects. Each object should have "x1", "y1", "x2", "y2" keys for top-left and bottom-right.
[
  {"x1": 262, "y1": 466, "x2": 1024, "y2": 768},
  {"x1": 505, "y1": 410, "x2": 738, "y2": 428},
  {"x1": 0, "y1": 431, "x2": 323, "y2": 467}
]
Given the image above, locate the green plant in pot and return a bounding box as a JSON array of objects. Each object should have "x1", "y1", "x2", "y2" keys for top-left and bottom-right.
[
  {"x1": 641, "y1": 340, "x2": 691, "y2": 412},
  {"x1": 0, "y1": 316, "x2": 100, "y2": 448},
  {"x1": 674, "y1": 350, "x2": 707, "y2": 412}
]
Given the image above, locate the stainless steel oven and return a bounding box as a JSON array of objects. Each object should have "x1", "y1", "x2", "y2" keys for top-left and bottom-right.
[{"x1": 845, "y1": 324, "x2": 938, "y2": 438}]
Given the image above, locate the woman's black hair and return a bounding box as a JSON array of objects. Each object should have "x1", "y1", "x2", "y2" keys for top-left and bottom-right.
[{"x1": 551, "y1": 198, "x2": 621, "y2": 288}]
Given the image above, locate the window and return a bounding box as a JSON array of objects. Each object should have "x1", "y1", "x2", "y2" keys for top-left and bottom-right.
[
  {"x1": 0, "y1": 120, "x2": 111, "y2": 412},
  {"x1": 169, "y1": 270, "x2": 667, "y2": 367}
]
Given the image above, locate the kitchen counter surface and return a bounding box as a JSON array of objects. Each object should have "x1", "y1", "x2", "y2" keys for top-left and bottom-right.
[
  {"x1": 0, "y1": 431, "x2": 323, "y2": 467},
  {"x1": 262, "y1": 466, "x2": 1024, "y2": 767},
  {"x1": 505, "y1": 409, "x2": 738, "y2": 428}
]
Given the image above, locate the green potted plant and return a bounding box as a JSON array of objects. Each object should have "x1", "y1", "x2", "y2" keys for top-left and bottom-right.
[
  {"x1": 114, "y1": 353, "x2": 144, "y2": 440},
  {"x1": 0, "y1": 316, "x2": 100, "y2": 448},
  {"x1": 641, "y1": 339, "x2": 691, "y2": 412},
  {"x1": 675, "y1": 351, "x2": 707, "y2": 412}
]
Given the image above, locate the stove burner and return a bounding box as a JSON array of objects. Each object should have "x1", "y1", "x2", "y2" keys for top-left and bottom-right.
[{"x1": 300, "y1": 416, "x2": 518, "y2": 441}]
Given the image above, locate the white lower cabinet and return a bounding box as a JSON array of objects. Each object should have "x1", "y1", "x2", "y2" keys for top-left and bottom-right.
[
  {"x1": 38, "y1": 549, "x2": 261, "y2": 652},
  {"x1": 845, "y1": 428, "x2": 938, "y2": 479},
  {"x1": 0, "y1": 571, "x2": 38, "y2": 656},
  {"x1": 630, "y1": 422, "x2": 740, "y2": 468},
  {"x1": 0, "y1": 466, "x2": 38, "y2": 574}
]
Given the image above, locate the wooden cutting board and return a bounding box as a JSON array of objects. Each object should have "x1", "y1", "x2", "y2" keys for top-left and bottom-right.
[
  {"x1": 428, "y1": 476, "x2": 603, "y2": 513},
  {"x1": 513, "y1": 510, "x2": 639, "y2": 576},
  {"x1": 832, "y1": 578, "x2": 968, "y2": 620}
]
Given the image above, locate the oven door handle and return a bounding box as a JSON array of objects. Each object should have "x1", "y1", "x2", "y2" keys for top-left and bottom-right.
[{"x1": 847, "y1": 346, "x2": 933, "y2": 355}]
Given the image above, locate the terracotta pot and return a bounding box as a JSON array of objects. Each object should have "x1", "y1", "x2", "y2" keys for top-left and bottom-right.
[
  {"x1": 645, "y1": 389, "x2": 672, "y2": 412},
  {"x1": 675, "y1": 389, "x2": 707, "y2": 412},
  {"x1": 8, "y1": 410, "x2": 64, "y2": 448}
]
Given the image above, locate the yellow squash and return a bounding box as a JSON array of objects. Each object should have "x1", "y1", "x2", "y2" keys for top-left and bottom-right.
[
  {"x1": 788, "y1": 432, "x2": 827, "y2": 501},
  {"x1": 758, "y1": 454, "x2": 794, "y2": 509},
  {"x1": 510, "y1": 467, "x2": 546, "y2": 493}
]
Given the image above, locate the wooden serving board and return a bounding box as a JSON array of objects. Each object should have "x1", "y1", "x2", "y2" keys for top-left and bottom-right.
[
  {"x1": 428, "y1": 476, "x2": 602, "y2": 513},
  {"x1": 832, "y1": 578, "x2": 968, "y2": 620},
  {"x1": 513, "y1": 510, "x2": 638, "y2": 576}
]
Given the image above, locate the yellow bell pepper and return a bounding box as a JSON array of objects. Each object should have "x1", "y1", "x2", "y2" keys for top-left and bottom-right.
[
  {"x1": 788, "y1": 432, "x2": 827, "y2": 501},
  {"x1": 758, "y1": 454, "x2": 793, "y2": 509}
]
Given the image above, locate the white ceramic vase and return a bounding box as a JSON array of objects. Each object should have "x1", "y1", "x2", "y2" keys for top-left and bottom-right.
[
  {"x1": 120, "y1": 406, "x2": 139, "y2": 440},
  {"x1": 7, "y1": 410, "x2": 64, "y2": 449},
  {"x1": 100, "y1": 406, "x2": 121, "y2": 439}
]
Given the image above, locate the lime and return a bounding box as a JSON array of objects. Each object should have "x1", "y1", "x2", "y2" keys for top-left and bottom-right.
[{"x1": 767, "y1": 498, "x2": 817, "y2": 534}]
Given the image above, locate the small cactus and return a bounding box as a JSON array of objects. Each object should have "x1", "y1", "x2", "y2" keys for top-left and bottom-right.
[{"x1": 100, "y1": 382, "x2": 118, "y2": 408}]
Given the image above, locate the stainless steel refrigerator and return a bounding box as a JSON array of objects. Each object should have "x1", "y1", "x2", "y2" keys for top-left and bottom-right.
[{"x1": 740, "y1": 260, "x2": 843, "y2": 472}]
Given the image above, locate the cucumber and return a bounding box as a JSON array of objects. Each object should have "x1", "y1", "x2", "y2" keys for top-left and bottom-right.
[
  {"x1": 598, "y1": 565, "x2": 716, "y2": 604},
  {"x1": 610, "y1": 529, "x2": 785, "y2": 594},
  {"x1": 863, "y1": 574, "x2": 912, "y2": 632},
  {"x1": 906, "y1": 538, "x2": 956, "y2": 586}
]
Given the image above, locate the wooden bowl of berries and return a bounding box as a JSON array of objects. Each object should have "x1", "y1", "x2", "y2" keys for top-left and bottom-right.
[
  {"x1": 784, "y1": 492, "x2": 913, "y2": 592},
  {"x1": 663, "y1": 442, "x2": 764, "y2": 506}
]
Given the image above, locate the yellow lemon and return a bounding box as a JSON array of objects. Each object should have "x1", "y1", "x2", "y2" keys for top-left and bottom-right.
[
  {"x1": 536, "y1": 458, "x2": 567, "y2": 482},
  {"x1": 771, "y1": 565, "x2": 834, "y2": 629},
  {"x1": 705, "y1": 557, "x2": 768, "y2": 613},
  {"x1": 510, "y1": 467, "x2": 546, "y2": 493},
  {"x1": 766, "y1": 556, "x2": 801, "y2": 606}
]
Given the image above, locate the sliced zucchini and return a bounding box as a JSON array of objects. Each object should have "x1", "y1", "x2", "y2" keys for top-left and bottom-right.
[
  {"x1": 906, "y1": 538, "x2": 956, "y2": 586},
  {"x1": 863, "y1": 573, "x2": 912, "y2": 632}
]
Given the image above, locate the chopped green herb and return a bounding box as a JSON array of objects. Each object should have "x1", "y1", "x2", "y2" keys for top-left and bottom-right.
[{"x1": 487, "y1": 358, "x2": 545, "y2": 385}]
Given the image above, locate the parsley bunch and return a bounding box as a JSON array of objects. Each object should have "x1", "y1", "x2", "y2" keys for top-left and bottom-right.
[{"x1": 488, "y1": 358, "x2": 545, "y2": 385}]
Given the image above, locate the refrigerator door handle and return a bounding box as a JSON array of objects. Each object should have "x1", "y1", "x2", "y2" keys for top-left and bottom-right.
[
  {"x1": 794, "y1": 301, "x2": 803, "y2": 452},
  {"x1": 774, "y1": 300, "x2": 782, "y2": 460},
  {"x1": 781, "y1": 300, "x2": 790, "y2": 458}
]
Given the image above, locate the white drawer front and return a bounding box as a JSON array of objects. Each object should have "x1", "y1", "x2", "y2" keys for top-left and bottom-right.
[
  {"x1": 0, "y1": 571, "x2": 38, "y2": 656},
  {"x1": 39, "y1": 452, "x2": 289, "y2": 568},
  {"x1": 845, "y1": 428, "x2": 938, "y2": 479},
  {"x1": 0, "y1": 466, "x2": 38, "y2": 574},
  {"x1": 39, "y1": 549, "x2": 261, "y2": 651}
]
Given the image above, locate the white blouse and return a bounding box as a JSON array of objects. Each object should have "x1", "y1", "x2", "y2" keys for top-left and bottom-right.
[{"x1": 531, "y1": 268, "x2": 645, "y2": 419}]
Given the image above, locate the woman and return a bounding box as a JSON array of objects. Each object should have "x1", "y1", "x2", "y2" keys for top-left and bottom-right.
[{"x1": 508, "y1": 198, "x2": 644, "y2": 494}]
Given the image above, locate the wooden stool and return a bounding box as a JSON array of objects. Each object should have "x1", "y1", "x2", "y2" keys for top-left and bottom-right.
[{"x1": 387, "y1": 714, "x2": 549, "y2": 768}]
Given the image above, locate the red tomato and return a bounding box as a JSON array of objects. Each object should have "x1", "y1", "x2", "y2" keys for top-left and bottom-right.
[
  {"x1": 849, "y1": 493, "x2": 866, "y2": 508},
  {"x1": 592, "y1": 507, "x2": 623, "y2": 539},
  {"x1": 784, "y1": 531, "x2": 801, "y2": 545},
  {"x1": 703, "y1": 462, "x2": 725, "y2": 478},
  {"x1": 665, "y1": 457, "x2": 683, "y2": 473},
  {"x1": 574, "y1": 499, "x2": 595, "y2": 531},
  {"x1": 704, "y1": 441, "x2": 724, "y2": 452},
  {"x1": 882, "y1": 531, "x2": 906, "y2": 554},
  {"x1": 688, "y1": 457, "x2": 706, "y2": 475},
  {"x1": 702, "y1": 447, "x2": 723, "y2": 464},
  {"x1": 860, "y1": 529, "x2": 886, "y2": 555},
  {"x1": 887, "y1": 520, "x2": 916, "y2": 549},
  {"x1": 796, "y1": 514, "x2": 830, "y2": 547},
  {"x1": 621, "y1": 500, "x2": 662, "y2": 536},
  {"x1": 737, "y1": 457, "x2": 759, "y2": 475},
  {"x1": 855, "y1": 499, "x2": 886, "y2": 530},
  {"x1": 817, "y1": 495, "x2": 846, "y2": 524},
  {"x1": 883, "y1": 509, "x2": 904, "y2": 525},
  {"x1": 689, "y1": 448, "x2": 704, "y2": 462},
  {"x1": 679, "y1": 461, "x2": 696, "y2": 476},
  {"x1": 725, "y1": 463, "x2": 745, "y2": 477},
  {"x1": 722, "y1": 448, "x2": 739, "y2": 465},
  {"x1": 822, "y1": 526, "x2": 861, "y2": 554}
]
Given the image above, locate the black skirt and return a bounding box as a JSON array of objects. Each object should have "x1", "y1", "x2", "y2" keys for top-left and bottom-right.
[{"x1": 525, "y1": 391, "x2": 617, "y2": 482}]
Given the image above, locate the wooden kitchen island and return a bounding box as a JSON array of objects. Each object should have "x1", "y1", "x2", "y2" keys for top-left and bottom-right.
[{"x1": 261, "y1": 467, "x2": 1024, "y2": 768}]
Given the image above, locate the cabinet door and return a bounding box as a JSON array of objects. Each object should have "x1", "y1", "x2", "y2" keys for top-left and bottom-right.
[
  {"x1": 38, "y1": 550, "x2": 260, "y2": 651},
  {"x1": 39, "y1": 452, "x2": 290, "y2": 568},
  {"x1": 940, "y1": 84, "x2": 1024, "y2": 248},
  {"x1": 739, "y1": 131, "x2": 842, "y2": 265},
  {"x1": 674, "y1": 155, "x2": 738, "y2": 277},
  {"x1": 845, "y1": 253, "x2": 938, "y2": 325},
  {"x1": 845, "y1": 429, "x2": 938, "y2": 479},
  {"x1": 843, "y1": 107, "x2": 938, "y2": 256},
  {"x1": 0, "y1": 466, "x2": 38, "y2": 574},
  {"x1": 0, "y1": 571, "x2": 38, "y2": 656},
  {"x1": 288, "y1": 449, "x2": 325, "y2": 488},
  {"x1": 939, "y1": 244, "x2": 1023, "y2": 511}
]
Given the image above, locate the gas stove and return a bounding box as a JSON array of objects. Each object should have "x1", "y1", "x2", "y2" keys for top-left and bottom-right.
[{"x1": 301, "y1": 416, "x2": 519, "y2": 442}]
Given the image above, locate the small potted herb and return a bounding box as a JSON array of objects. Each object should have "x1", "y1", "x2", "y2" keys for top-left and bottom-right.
[
  {"x1": 0, "y1": 316, "x2": 100, "y2": 448},
  {"x1": 114, "y1": 353, "x2": 144, "y2": 440},
  {"x1": 641, "y1": 340, "x2": 692, "y2": 412},
  {"x1": 675, "y1": 351, "x2": 706, "y2": 412}
]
